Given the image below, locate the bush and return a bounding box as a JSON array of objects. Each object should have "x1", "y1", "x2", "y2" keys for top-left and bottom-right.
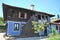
[{"x1": 0, "y1": 26, "x2": 7, "y2": 32}]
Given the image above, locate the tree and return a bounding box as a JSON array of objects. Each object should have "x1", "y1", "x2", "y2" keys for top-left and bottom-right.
[
  {"x1": 0, "y1": 17, "x2": 5, "y2": 24},
  {"x1": 32, "y1": 20, "x2": 48, "y2": 34}
]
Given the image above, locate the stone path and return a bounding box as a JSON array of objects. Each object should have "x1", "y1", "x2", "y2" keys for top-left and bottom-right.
[{"x1": 15, "y1": 37, "x2": 47, "y2": 40}]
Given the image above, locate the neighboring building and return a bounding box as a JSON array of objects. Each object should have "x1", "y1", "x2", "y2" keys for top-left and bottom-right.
[
  {"x1": 50, "y1": 18, "x2": 60, "y2": 34},
  {"x1": 2, "y1": 3, "x2": 54, "y2": 37}
]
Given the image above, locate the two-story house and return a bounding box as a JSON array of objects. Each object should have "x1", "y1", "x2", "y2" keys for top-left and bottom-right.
[{"x1": 2, "y1": 3, "x2": 54, "y2": 37}]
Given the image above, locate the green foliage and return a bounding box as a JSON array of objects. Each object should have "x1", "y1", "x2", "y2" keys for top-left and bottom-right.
[
  {"x1": 0, "y1": 17, "x2": 5, "y2": 24},
  {"x1": 32, "y1": 20, "x2": 48, "y2": 34},
  {"x1": 0, "y1": 17, "x2": 6, "y2": 31},
  {"x1": 32, "y1": 21, "x2": 39, "y2": 33},
  {"x1": 48, "y1": 26, "x2": 59, "y2": 40},
  {"x1": 48, "y1": 34, "x2": 60, "y2": 40},
  {"x1": 50, "y1": 26, "x2": 58, "y2": 36},
  {"x1": 0, "y1": 26, "x2": 6, "y2": 29},
  {"x1": 32, "y1": 20, "x2": 60, "y2": 40}
]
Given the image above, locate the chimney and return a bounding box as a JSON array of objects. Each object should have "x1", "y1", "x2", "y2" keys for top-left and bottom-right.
[{"x1": 30, "y1": 4, "x2": 34, "y2": 10}]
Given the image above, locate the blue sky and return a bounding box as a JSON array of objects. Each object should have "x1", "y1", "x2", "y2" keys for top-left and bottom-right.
[{"x1": 0, "y1": 0, "x2": 60, "y2": 18}]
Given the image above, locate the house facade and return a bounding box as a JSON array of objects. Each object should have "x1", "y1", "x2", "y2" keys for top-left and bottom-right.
[{"x1": 2, "y1": 3, "x2": 54, "y2": 37}]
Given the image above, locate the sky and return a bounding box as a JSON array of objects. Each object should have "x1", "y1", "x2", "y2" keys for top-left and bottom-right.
[{"x1": 0, "y1": 0, "x2": 60, "y2": 18}]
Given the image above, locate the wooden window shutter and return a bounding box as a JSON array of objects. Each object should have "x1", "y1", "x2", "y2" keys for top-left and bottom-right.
[
  {"x1": 19, "y1": 12, "x2": 21, "y2": 18},
  {"x1": 25, "y1": 13, "x2": 27, "y2": 19}
]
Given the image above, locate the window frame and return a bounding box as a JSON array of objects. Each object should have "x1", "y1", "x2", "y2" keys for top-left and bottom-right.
[
  {"x1": 14, "y1": 23, "x2": 20, "y2": 31},
  {"x1": 19, "y1": 12, "x2": 27, "y2": 19}
]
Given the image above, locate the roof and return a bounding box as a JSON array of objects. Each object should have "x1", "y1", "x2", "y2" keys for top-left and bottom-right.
[
  {"x1": 50, "y1": 18, "x2": 60, "y2": 26},
  {"x1": 2, "y1": 3, "x2": 55, "y2": 17},
  {"x1": 49, "y1": 22, "x2": 60, "y2": 25},
  {"x1": 53, "y1": 18, "x2": 60, "y2": 22},
  {"x1": 51, "y1": 18, "x2": 60, "y2": 22}
]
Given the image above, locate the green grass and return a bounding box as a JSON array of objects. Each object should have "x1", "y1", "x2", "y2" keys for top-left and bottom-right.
[{"x1": 48, "y1": 34, "x2": 60, "y2": 40}]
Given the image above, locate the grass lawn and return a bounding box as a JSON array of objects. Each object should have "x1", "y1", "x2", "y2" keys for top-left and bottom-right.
[{"x1": 48, "y1": 34, "x2": 60, "y2": 40}]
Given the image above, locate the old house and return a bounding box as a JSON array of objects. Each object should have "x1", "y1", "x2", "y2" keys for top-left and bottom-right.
[{"x1": 2, "y1": 3, "x2": 54, "y2": 37}]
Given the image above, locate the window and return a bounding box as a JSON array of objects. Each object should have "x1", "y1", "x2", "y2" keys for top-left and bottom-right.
[
  {"x1": 14, "y1": 23, "x2": 19, "y2": 31},
  {"x1": 19, "y1": 12, "x2": 27, "y2": 19},
  {"x1": 38, "y1": 15, "x2": 41, "y2": 20},
  {"x1": 42, "y1": 15, "x2": 45, "y2": 20},
  {"x1": 21, "y1": 13, "x2": 24, "y2": 18}
]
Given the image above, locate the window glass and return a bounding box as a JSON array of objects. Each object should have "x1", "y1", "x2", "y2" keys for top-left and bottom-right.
[
  {"x1": 42, "y1": 15, "x2": 45, "y2": 20},
  {"x1": 14, "y1": 23, "x2": 19, "y2": 31},
  {"x1": 38, "y1": 15, "x2": 41, "y2": 20},
  {"x1": 21, "y1": 13, "x2": 24, "y2": 18}
]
